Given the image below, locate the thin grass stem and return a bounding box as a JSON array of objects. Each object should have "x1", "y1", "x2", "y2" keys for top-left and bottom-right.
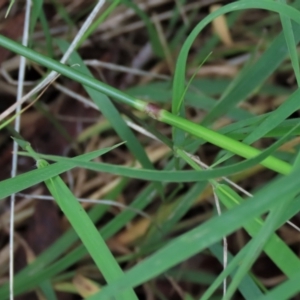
[{"x1": 9, "y1": 2, "x2": 30, "y2": 299}]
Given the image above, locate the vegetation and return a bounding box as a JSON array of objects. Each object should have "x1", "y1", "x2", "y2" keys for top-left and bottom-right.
[{"x1": 1, "y1": 0, "x2": 300, "y2": 299}]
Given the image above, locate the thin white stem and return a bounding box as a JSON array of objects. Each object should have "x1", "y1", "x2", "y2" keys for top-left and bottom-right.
[
  {"x1": 0, "y1": 0, "x2": 107, "y2": 123},
  {"x1": 125, "y1": 120, "x2": 160, "y2": 141},
  {"x1": 286, "y1": 220, "x2": 300, "y2": 232},
  {"x1": 8, "y1": 2, "x2": 107, "y2": 298},
  {"x1": 183, "y1": 151, "x2": 300, "y2": 233},
  {"x1": 53, "y1": 82, "x2": 98, "y2": 109},
  {"x1": 126, "y1": 123, "x2": 300, "y2": 235},
  {"x1": 10, "y1": 1, "x2": 31, "y2": 299},
  {"x1": 60, "y1": 0, "x2": 106, "y2": 65},
  {"x1": 17, "y1": 193, "x2": 152, "y2": 221},
  {"x1": 213, "y1": 187, "x2": 228, "y2": 297},
  {"x1": 50, "y1": 85, "x2": 162, "y2": 142},
  {"x1": 84, "y1": 59, "x2": 170, "y2": 80}
]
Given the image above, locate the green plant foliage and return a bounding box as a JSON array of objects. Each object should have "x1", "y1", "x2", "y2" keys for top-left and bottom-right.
[{"x1": 1, "y1": 0, "x2": 300, "y2": 299}]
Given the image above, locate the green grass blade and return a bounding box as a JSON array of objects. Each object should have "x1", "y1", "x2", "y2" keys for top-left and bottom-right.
[
  {"x1": 160, "y1": 110, "x2": 293, "y2": 175},
  {"x1": 209, "y1": 244, "x2": 263, "y2": 299},
  {"x1": 38, "y1": 159, "x2": 138, "y2": 300},
  {"x1": 39, "y1": 281, "x2": 58, "y2": 300},
  {"x1": 1, "y1": 118, "x2": 295, "y2": 202},
  {"x1": 86, "y1": 166, "x2": 300, "y2": 300},
  {"x1": 0, "y1": 34, "x2": 145, "y2": 110},
  {"x1": 23, "y1": 136, "x2": 290, "y2": 181},
  {"x1": 275, "y1": 194, "x2": 300, "y2": 227},
  {"x1": 174, "y1": 147, "x2": 299, "y2": 297},
  {"x1": 213, "y1": 87, "x2": 300, "y2": 166},
  {"x1": 292, "y1": 150, "x2": 300, "y2": 171},
  {"x1": 171, "y1": 0, "x2": 300, "y2": 124},
  {"x1": 29, "y1": 0, "x2": 43, "y2": 46},
  {"x1": 0, "y1": 145, "x2": 122, "y2": 200},
  {"x1": 0, "y1": 34, "x2": 295, "y2": 176},
  {"x1": 39, "y1": 8, "x2": 54, "y2": 58},
  {"x1": 172, "y1": 53, "x2": 211, "y2": 153},
  {"x1": 56, "y1": 39, "x2": 164, "y2": 196},
  {"x1": 201, "y1": 186, "x2": 300, "y2": 300},
  {"x1": 220, "y1": 189, "x2": 296, "y2": 299},
  {"x1": 201, "y1": 243, "x2": 250, "y2": 300},
  {"x1": 243, "y1": 87, "x2": 300, "y2": 145},
  {"x1": 279, "y1": 0, "x2": 300, "y2": 86},
  {"x1": 222, "y1": 118, "x2": 300, "y2": 139},
  {"x1": 0, "y1": 180, "x2": 163, "y2": 298},
  {"x1": 0, "y1": 178, "x2": 128, "y2": 298},
  {"x1": 217, "y1": 185, "x2": 300, "y2": 277}
]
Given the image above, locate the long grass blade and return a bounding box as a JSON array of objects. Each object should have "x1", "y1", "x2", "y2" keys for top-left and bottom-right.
[
  {"x1": 86, "y1": 166, "x2": 300, "y2": 300},
  {"x1": 37, "y1": 159, "x2": 138, "y2": 300}
]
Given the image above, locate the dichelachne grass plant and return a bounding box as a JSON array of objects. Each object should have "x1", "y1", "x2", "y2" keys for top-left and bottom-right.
[{"x1": 1, "y1": 0, "x2": 300, "y2": 299}]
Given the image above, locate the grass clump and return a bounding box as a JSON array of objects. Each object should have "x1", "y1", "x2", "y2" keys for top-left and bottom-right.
[{"x1": 1, "y1": 0, "x2": 300, "y2": 299}]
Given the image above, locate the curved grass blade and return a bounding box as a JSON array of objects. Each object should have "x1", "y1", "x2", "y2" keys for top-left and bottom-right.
[
  {"x1": 1, "y1": 117, "x2": 296, "y2": 202},
  {"x1": 171, "y1": 0, "x2": 300, "y2": 123},
  {"x1": 222, "y1": 118, "x2": 300, "y2": 140},
  {"x1": 172, "y1": 53, "x2": 211, "y2": 152},
  {"x1": 0, "y1": 34, "x2": 295, "y2": 176},
  {"x1": 0, "y1": 145, "x2": 123, "y2": 200},
  {"x1": 4, "y1": 133, "x2": 291, "y2": 197},
  {"x1": 21, "y1": 140, "x2": 289, "y2": 182},
  {"x1": 86, "y1": 166, "x2": 300, "y2": 300},
  {"x1": 279, "y1": 0, "x2": 300, "y2": 86}
]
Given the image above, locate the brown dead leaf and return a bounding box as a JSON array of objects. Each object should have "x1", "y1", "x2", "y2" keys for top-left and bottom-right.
[
  {"x1": 116, "y1": 218, "x2": 150, "y2": 245},
  {"x1": 73, "y1": 273, "x2": 101, "y2": 298},
  {"x1": 210, "y1": 5, "x2": 233, "y2": 47}
]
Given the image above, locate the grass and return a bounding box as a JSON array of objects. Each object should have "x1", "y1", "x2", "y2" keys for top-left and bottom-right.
[{"x1": 1, "y1": 0, "x2": 300, "y2": 299}]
